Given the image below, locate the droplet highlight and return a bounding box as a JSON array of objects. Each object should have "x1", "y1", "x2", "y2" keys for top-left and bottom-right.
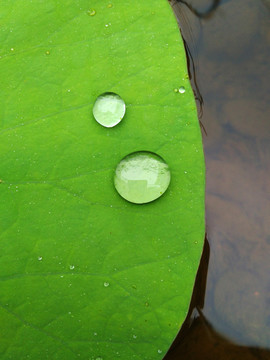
[
  {"x1": 114, "y1": 151, "x2": 171, "y2": 204},
  {"x1": 104, "y1": 282, "x2": 110, "y2": 287},
  {"x1": 93, "y1": 92, "x2": 125, "y2": 128}
]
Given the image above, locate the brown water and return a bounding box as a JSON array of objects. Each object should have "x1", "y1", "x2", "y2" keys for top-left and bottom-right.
[{"x1": 165, "y1": 0, "x2": 270, "y2": 358}]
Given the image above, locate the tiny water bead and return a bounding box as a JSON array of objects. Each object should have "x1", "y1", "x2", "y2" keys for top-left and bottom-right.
[
  {"x1": 114, "y1": 151, "x2": 171, "y2": 204},
  {"x1": 179, "y1": 86, "x2": 186, "y2": 93},
  {"x1": 174, "y1": 86, "x2": 186, "y2": 93},
  {"x1": 93, "y1": 92, "x2": 125, "y2": 128},
  {"x1": 103, "y1": 282, "x2": 110, "y2": 287},
  {"x1": 87, "y1": 9, "x2": 96, "y2": 16}
]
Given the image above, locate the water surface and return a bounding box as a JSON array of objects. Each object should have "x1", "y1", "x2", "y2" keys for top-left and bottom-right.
[{"x1": 165, "y1": 0, "x2": 270, "y2": 358}]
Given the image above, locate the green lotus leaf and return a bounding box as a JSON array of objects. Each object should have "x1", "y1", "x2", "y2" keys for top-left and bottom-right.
[{"x1": 0, "y1": 1, "x2": 205, "y2": 359}]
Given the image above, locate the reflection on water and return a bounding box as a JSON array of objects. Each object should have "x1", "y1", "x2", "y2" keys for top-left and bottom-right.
[{"x1": 166, "y1": 0, "x2": 270, "y2": 358}]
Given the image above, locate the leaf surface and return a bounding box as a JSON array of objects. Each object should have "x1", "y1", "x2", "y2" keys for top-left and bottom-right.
[{"x1": 0, "y1": 1, "x2": 205, "y2": 359}]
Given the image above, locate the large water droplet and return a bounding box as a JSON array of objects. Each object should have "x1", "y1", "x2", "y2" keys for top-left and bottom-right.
[
  {"x1": 114, "y1": 151, "x2": 171, "y2": 204},
  {"x1": 93, "y1": 92, "x2": 125, "y2": 128}
]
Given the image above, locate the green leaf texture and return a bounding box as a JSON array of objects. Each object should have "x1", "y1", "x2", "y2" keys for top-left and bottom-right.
[{"x1": 0, "y1": 1, "x2": 205, "y2": 359}]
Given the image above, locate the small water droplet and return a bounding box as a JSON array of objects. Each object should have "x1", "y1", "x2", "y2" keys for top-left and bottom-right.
[
  {"x1": 38, "y1": 256, "x2": 42, "y2": 261},
  {"x1": 145, "y1": 302, "x2": 149, "y2": 307},
  {"x1": 10, "y1": 48, "x2": 14, "y2": 51},
  {"x1": 45, "y1": 50, "x2": 50, "y2": 55},
  {"x1": 174, "y1": 88, "x2": 178, "y2": 93},
  {"x1": 95, "y1": 357, "x2": 103, "y2": 360},
  {"x1": 94, "y1": 332, "x2": 97, "y2": 336},
  {"x1": 132, "y1": 284, "x2": 137, "y2": 289},
  {"x1": 158, "y1": 349, "x2": 162, "y2": 354},
  {"x1": 114, "y1": 151, "x2": 171, "y2": 204},
  {"x1": 107, "y1": 3, "x2": 113, "y2": 8},
  {"x1": 133, "y1": 334, "x2": 137, "y2": 339},
  {"x1": 179, "y1": 86, "x2": 186, "y2": 93},
  {"x1": 93, "y1": 92, "x2": 125, "y2": 128},
  {"x1": 69, "y1": 265, "x2": 75, "y2": 270},
  {"x1": 104, "y1": 282, "x2": 110, "y2": 287},
  {"x1": 87, "y1": 9, "x2": 96, "y2": 16}
]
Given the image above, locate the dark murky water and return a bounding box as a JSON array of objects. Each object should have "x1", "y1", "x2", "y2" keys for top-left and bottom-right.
[{"x1": 165, "y1": 0, "x2": 270, "y2": 358}]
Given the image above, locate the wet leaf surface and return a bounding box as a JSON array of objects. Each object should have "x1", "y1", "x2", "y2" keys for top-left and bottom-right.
[{"x1": 0, "y1": 1, "x2": 205, "y2": 359}]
